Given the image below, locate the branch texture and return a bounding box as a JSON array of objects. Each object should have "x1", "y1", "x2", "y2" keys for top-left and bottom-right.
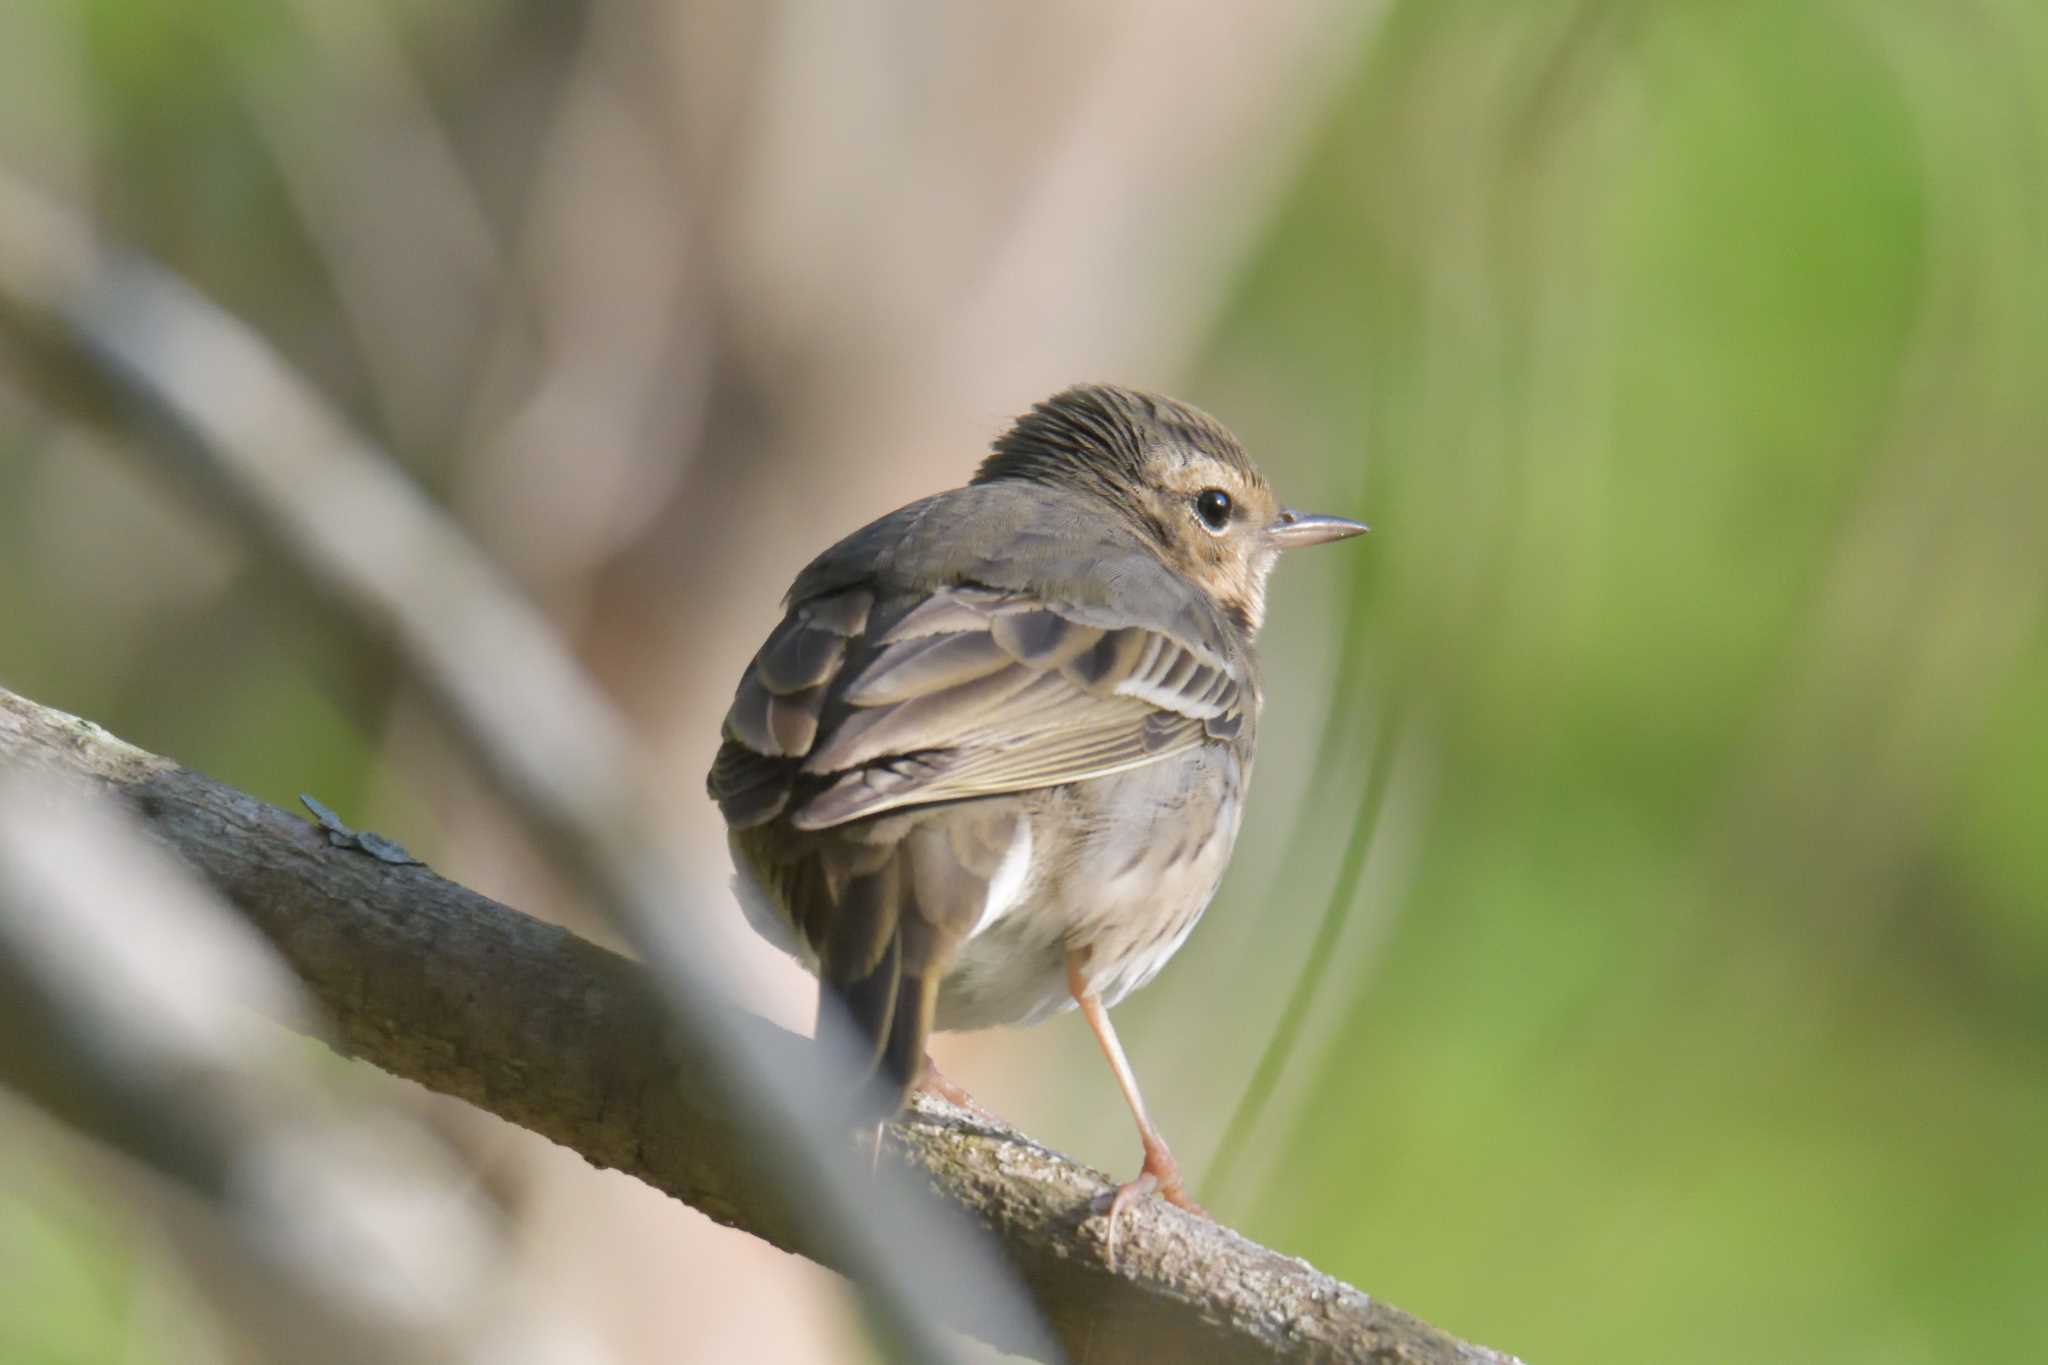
[{"x1": 0, "y1": 686, "x2": 1518, "y2": 1364}]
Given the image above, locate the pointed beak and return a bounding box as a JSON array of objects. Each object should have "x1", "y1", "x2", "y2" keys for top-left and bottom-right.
[{"x1": 1267, "y1": 508, "x2": 1369, "y2": 549}]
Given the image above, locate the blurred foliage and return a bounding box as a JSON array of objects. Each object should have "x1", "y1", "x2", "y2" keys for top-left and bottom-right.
[
  {"x1": 0, "y1": 1163, "x2": 139, "y2": 1363},
  {"x1": 1202, "y1": 3, "x2": 2048, "y2": 1361},
  {"x1": 3, "y1": 1, "x2": 2046, "y2": 1362}
]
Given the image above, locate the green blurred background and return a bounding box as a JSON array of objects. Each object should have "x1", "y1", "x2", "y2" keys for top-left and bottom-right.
[{"x1": 3, "y1": 2, "x2": 2044, "y2": 1361}]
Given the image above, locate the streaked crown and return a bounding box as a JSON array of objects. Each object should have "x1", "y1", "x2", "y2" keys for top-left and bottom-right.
[{"x1": 974, "y1": 383, "x2": 1263, "y2": 497}]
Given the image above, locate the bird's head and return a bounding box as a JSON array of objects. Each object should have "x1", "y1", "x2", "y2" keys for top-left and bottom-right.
[{"x1": 973, "y1": 383, "x2": 1366, "y2": 636}]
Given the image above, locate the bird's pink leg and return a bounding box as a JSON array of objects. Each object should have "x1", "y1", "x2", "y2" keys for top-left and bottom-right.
[{"x1": 1065, "y1": 950, "x2": 1205, "y2": 1265}]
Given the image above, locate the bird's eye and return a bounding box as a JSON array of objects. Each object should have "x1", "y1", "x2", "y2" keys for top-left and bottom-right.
[{"x1": 1194, "y1": 488, "x2": 1232, "y2": 532}]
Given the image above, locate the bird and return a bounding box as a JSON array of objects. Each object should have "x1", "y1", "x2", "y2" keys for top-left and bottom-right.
[{"x1": 707, "y1": 383, "x2": 1366, "y2": 1246}]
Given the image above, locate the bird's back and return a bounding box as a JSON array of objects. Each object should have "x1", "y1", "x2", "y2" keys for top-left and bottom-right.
[{"x1": 786, "y1": 479, "x2": 1239, "y2": 655}]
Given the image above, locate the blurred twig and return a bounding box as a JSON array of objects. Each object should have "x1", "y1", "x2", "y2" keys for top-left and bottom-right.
[
  {"x1": 0, "y1": 685, "x2": 1522, "y2": 1365},
  {"x1": 1205, "y1": 690, "x2": 1405, "y2": 1205},
  {"x1": 0, "y1": 771, "x2": 598, "y2": 1365},
  {"x1": 236, "y1": 0, "x2": 505, "y2": 450},
  {"x1": 0, "y1": 167, "x2": 1034, "y2": 1365}
]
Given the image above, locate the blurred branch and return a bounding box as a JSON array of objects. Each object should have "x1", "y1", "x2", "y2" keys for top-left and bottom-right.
[
  {"x1": 0, "y1": 770, "x2": 598, "y2": 1365},
  {"x1": 0, "y1": 165, "x2": 1034, "y2": 1365},
  {"x1": 0, "y1": 685, "x2": 1521, "y2": 1365}
]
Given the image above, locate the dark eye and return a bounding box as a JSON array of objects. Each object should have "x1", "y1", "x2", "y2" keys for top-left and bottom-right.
[{"x1": 1194, "y1": 487, "x2": 1232, "y2": 531}]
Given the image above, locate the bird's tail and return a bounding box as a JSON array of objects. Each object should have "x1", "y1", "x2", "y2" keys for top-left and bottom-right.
[
  {"x1": 809, "y1": 820, "x2": 988, "y2": 1121},
  {"x1": 817, "y1": 823, "x2": 978, "y2": 1120},
  {"x1": 820, "y1": 964, "x2": 939, "y2": 1115}
]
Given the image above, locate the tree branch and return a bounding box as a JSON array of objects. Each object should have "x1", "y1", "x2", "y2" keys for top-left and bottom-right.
[{"x1": 0, "y1": 685, "x2": 1518, "y2": 1365}]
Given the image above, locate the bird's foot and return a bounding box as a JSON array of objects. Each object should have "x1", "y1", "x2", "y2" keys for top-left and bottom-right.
[
  {"x1": 915, "y1": 1057, "x2": 999, "y2": 1123},
  {"x1": 1097, "y1": 1136, "x2": 1206, "y2": 1269}
]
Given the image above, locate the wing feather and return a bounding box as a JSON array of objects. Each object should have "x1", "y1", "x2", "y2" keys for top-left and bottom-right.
[
  {"x1": 840, "y1": 631, "x2": 1012, "y2": 706},
  {"x1": 708, "y1": 583, "x2": 1245, "y2": 833}
]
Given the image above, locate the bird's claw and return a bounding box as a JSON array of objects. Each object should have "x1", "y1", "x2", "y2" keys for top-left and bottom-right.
[
  {"x1": 1097, "y1": 1146, "x2": 1206, "y2": 1269},
  {"x1": 915, "y1": 1057, "x2": 1000, "y2": 1123}
]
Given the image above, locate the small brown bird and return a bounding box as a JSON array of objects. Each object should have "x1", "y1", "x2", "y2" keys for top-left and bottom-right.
[{"x1": 708, "y1": 384, "x2": 1364, "y2": 1236}]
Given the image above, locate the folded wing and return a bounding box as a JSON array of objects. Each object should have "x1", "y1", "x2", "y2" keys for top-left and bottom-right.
[{"x1": 708, "y1": 583, "x2": 1246, "y2": 833}]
